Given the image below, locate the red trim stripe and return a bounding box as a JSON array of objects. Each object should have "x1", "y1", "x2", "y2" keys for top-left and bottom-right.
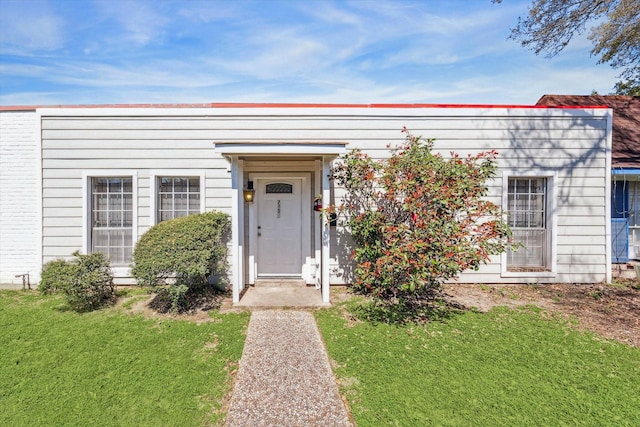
[{"x1": 0, "y1": 102, "x2": 610, "y2": 111}]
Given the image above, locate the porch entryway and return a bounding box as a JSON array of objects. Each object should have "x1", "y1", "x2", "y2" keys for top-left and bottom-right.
[{"x1": 213, "y1": 141, "x2": 347, "y2": 305}]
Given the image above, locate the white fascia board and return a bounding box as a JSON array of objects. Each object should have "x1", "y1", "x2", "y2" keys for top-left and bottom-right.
[
  {"x1": 214, "y1": 144, "x2": 347, "y2": 156},
  {"x1": 35, "y1": 106, "x2": 612, "y2": 119}
]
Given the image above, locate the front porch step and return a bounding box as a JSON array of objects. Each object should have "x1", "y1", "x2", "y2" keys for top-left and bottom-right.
[
  {"x1": 254, "y1": 278, "x2": 307, "y2": 288},
  {"x1": 235, "y1": 287, "x2": 328, "y2": 308}
]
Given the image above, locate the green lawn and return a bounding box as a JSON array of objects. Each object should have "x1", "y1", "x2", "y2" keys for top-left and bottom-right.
[
  {"x1": 4, "y1": 289, "x2": 639, "y2": 426},
  {"x1": 0, "y1": 290, "x2": 248, "y2": 426},
  {"x1": 316, "y1": 301, "x2": 640, "y2": 427}
]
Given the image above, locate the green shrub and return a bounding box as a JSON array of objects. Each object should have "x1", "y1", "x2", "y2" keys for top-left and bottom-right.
[
  {"x1": 131, "y1": 211, "x2": 230, "y2": 311},
  {"x1": 166, "y1": 284, "x2": 189, "y2": 312},
  {"x1": 39, "y1": 251, "x2": 115, "y2": 311},
  {"x1": 39, "y1": 259, "x2": 76, "y2": 294}
]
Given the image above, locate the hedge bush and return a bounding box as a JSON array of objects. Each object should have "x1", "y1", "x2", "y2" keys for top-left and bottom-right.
[
  {"x1": 131, "y1": 211, "x2": 230, "y2": 311},
  {"x1": 39, "y1": 251, "x2": 115, "y2": 311},
  {"x1": 39, "y1": 259, "x2": 76, "y2": 295}
]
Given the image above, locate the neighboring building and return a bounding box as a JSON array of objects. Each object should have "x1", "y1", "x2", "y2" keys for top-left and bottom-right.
[
  {"x1": 0, "y1": 103, "x2": 612, "y2": 302},
  {"x1": 537, "y1": 95, "x2": 640, "y2": 263}
]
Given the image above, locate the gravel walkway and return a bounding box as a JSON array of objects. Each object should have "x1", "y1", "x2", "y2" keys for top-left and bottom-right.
[{"x1": 225, "y1": 310, "x2": 351, "y2": 427}]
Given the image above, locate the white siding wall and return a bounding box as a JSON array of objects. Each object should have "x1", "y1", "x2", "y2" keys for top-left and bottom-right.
[
  {"x1": 41, "y1": 116, "x2": 231, "y2": 283},
  {"x1": 319, "y1": 111, "x2": 610, "y2": 284},
  {"x1": 39, "y1": 107, "x2": 610, "y2": 284},
  {"x1": 0, "y1": 110, "x2": 41, "y2": 284}
]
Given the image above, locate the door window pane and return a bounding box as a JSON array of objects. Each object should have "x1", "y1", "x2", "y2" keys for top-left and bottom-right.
[{"x1": 265, "y1": 183, "x2": 293, "y2": 194}]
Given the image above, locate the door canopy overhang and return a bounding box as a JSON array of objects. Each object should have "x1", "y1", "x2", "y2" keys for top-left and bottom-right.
[
  {"x1": 216, "y1": 141, "x2": 343, "y2": 305},
  {"x1": 213, "y1": 141, "x2": 347, "y2": 158}
]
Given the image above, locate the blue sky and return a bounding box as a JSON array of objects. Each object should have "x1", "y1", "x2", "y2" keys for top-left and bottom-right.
[{"x1": 0, "y1": 0, "x2": 620, "y2": 106}]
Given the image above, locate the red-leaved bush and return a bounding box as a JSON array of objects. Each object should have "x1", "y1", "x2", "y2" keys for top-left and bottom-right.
[{"x1": 330, "y1": 129, "x2": 514, "y2": 307}]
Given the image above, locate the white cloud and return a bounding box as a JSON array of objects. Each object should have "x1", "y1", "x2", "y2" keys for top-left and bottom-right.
[
  {"x1": 0, "y1": 0, "x2": 66, "y2": 52},
  {"x1": 221, "y1": 31, "x2": 333, "y2": 78},
  {"x1": 0, "y1": 0, "x2": 622, "y2": 107},
  {"x1": 0, "y1": 90, "x2": 66, "y2": 106},
  {"x1": 0, "y1": 58, "x2": 232, "y2": 91},
  {"x1": 177, "y1": 2, "x2": 240, "y2": 23},
  {"x1": 94, "y1": 0, "x2": 170, "y2": 46}
]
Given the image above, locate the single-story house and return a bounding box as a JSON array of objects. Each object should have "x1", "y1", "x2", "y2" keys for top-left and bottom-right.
[
  {"x1": 0, "y1": 103, "x2": 613, "y2": 303},
  {"x1": 537, "y1": 95, "x2": 640, "y2": 264}
]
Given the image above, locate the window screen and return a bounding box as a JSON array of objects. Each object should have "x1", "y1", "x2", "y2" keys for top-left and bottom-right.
[
  {"x1": 506, "y1": 177, "x2": 547, "y2": 269},
  {"x1": 157, "y1": 177, "x2": 200, "y2": 222},
  {"x1": 91, "y1": 177, "x2": 133, "y2": 266}
]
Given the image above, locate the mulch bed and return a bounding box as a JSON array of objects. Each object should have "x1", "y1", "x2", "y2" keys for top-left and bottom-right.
[{"x1": 445, "y1": 280, "x2": 640, "y2": 347}]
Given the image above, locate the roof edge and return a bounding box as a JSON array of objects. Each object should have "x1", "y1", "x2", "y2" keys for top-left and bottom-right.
[
  {"x1": 0, "y1": 102, "x2": 610, "y2": 111},
  {"x1": 0, "y1": 106, "x2": 38, "y2": 111}
]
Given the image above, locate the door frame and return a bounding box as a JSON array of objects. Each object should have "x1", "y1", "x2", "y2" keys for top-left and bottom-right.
[{"x1": 248, "y1": 172, "x2": 312, "y2": 284}]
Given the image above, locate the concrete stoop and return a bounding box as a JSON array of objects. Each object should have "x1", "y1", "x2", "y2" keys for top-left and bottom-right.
[
  {"x1": 236, "y1": 280, "x2": 328, "y2": 308},
  {"x1": 253, "y1": 278, "x2": 307, "y2": 288}
]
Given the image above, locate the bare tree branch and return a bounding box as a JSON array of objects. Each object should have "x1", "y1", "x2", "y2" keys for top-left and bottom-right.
[{"x1": 496, "y1": 0, "x2": 639, "y2": 87}]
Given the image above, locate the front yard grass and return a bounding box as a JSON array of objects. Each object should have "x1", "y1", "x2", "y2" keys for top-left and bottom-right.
[
  {"x1": 0, "y1": 290, "x2": 248, "y2": 426},
  {"x1": 316, "y1": 300, "x2": 640, "y2": 426}
]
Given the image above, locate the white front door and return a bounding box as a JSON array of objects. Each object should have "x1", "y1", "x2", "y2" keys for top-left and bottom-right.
[{"x1": 257, "y1": 179, "x2": 303, "y2": 276}]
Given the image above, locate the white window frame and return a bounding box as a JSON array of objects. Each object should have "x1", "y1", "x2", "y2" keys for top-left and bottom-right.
[
  {"x1": 501, "y1": 170, "x2": 557, "y2": 278},
  {"x1": 628, "y1": 181, "x2": 640, "y2": 259},
  {"x1": 150, "y1": 170, "x2": 206, "y2": 225},
  {"x1": 82, "y1": 171, "x2": 138, "y2": 277}
]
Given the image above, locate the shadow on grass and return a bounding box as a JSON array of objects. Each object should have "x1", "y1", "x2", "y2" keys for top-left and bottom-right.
[
  {"x1": 53, "y1": 290, "x2": 118, "y2": 314},
  {"x1": 349, "y1": 295, "x2": 468, "y2": 325},
  {"x1": 148, "y1": 286, "x2": 228, "y2": 314}
]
